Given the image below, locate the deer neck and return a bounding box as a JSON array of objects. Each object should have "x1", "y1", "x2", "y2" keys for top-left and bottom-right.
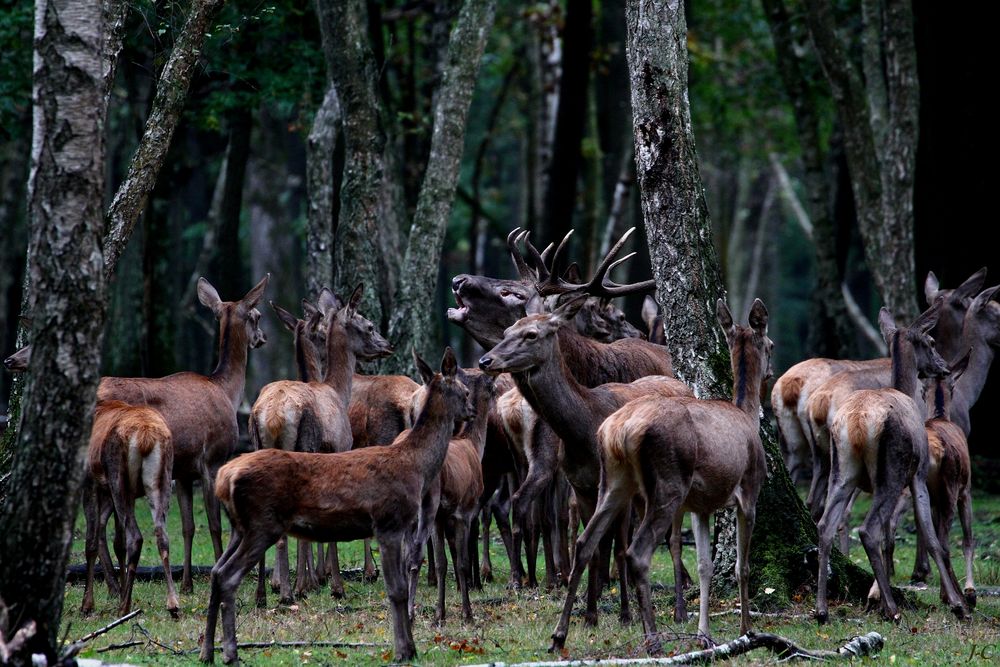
[
  {"x1": 515, "y1": 337, "x2": 595, "y2": 448},
  {"x1": 463, "y1": 392, "x2": 493, "y2": 459},
  {"x1": 322, "y1": 326, "x2": 355, "y2": 398},
  {"x1": 731, "y1": 342, "x2": 763, "y2": 421},
  {"x1": 295, "y1": 330, "x2": 322, "y2": 383},
  {"x1": 890, "y1": 335, "x2": 921, "y2": 406},
  {"x1": 407, "y1": 386, "x2": 458, "y2": 481},
  {"x1": 929, "y1": 380, "x2": 950, "y2": 420},
  {"x1": 951, "y1": 342, "x2": 994, "y2": 429},
  {"x1": 209, "y1": 312, "x2": 250, "y2": 409}
]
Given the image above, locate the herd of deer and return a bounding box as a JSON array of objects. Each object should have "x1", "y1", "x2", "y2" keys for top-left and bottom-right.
[{"x1": 3, "y1": 229, "x2": 997, "y2": 664}]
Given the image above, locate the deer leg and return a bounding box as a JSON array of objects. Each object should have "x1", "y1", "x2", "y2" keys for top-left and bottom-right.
[
  {"x1": 294, "y1": 538, "x2": 312, "y2": 597},
  {"x1": 455, "y1": 518, "x2": 474, "y2": 623},
  {"x1": 81, "y1": 482, "x2": 100, "y2": 615},
  {"x1": 147, "y1": 471, "x2": 180, "y2": 617},
  {"x1": 933, "y1": 489, "x2": 959, "y2": 606},
  {"x1": 270, "y1": 537, "x2": 283, "y2": 591},
  {"x1": 886, "y1": 491, "x2": 910, "y2": 580},
  {"x1": 379, "y1": 535, "x2": 417, "y2": 662},
  {"x1": 541, "y1": 494, "x2": 557, "y2": 590},
  {"x1": 837, "y1": 487, "x2": 859, "y2": 555},
  {"x1": 468, "y1": 514, "x2": 482, "y2": 590},
  {"x1": 911, "y1": 477, "x2": 966, "y2": 619},
  {"x1": 327, "y1": 542, "x2": 345, "y2": 598},
  {"x1": 426, "y1": 537, "x2": 437, "y2": 587},
  {"x1": 276, "y1": 536, "x2": 293, "y2": 604},
  {"x1": 549, "y1": 485, "x2": 629, "y2": 653},
  {"x1": 112, "y1": 509, "x2": 126, "y2": 593},
  {"x1": 806, "y1": 429, "x2": 831, "y2": 522},
  {"x1": 490, "y1": 477, "x2": 518, "y2": 584},
  {"x1": 93, "y1": 491, "x2": 120, "y2": 599},
  {"x1": 201, "y1": 470, "x2": 225, "y2": 561},
  {"x1": 177, "y1": 478, "x2": 196, "y2": 594},
  {"x1": 555, "y1": 482, "x2": 571, "y2": 587},
  {"x1": 859, "y1": 482, "x2": 906, "y2": 622},
  {"x1": 256, "y1": 556, "x2": 267, "y2": 609},
  {"x1": 218, "y1": 531, "x2": 277, "y2": 665},
  {"x1": 433, "y1": 521, "x2": 448, "y2": 625},
  {"x1": 200, "y1": 533, "x2": 241, "y2": 663},
  {"x1": 363, "y1": 538, "x2": 379, "y2": 582},
  {"x1": 735, "y1": 502, "x2": 756, "y2": 636},
  {"x1": 815, "y1": 480, "x2": 856, "y2": 624},
  {"x1": 958, "y1": 486, "x2": 976, "y2": 608},
  {"x1": 108, "y1": 482, "x2": 142, "y2": 616},
  {"x1": 690, "y1": 512, "x2": 716, "y2": 647},
  {"x1": 478, "y1": 503, "x2": 492, "y2": 584},
  {"x1": 615, "y1": 517, "x2": 631, "y2": 624},
  {"x1": 670, "y1": 513, "x2": 686, "y2": 623}
]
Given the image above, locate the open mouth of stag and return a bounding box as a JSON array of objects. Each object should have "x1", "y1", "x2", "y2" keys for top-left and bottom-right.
[{"x1": 447, "y1": 290, "x2": 469, "y2": 324}]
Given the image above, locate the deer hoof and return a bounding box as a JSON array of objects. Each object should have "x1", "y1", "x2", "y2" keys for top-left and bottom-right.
[
  {"x1": 950, "y1": 602, "x2": 967, "y2": 620},
  {"x1": 279, "y1": 595, "x2": 295, "y2": 606},
  {"x1": 696, "y1": 633, "x2": 716, "y2": 650},
  {"x1": 481, "y1": 566, "x2": 493, "y2": 583},
  {"x1": 965, "y1": 588, "x2": 977, "y2": 610},
  {"x1": 583, "y1": 610, "x2": 599, "y2": 627},
  {"x1": 181, "y1": 581, "x2": 194, "y2": 595},
  {"x1": 363, "y1": 567, "x2": 379, "y2": 584},
  {"x1": 548, "y1": 633, "x2": 566, "y2": 654},
  {"x1": 198, "y1": 647, "x2": 214, "y2": 663},
  {"x1": 814, "y1": 609, "x2": 829, "y2": 625}
]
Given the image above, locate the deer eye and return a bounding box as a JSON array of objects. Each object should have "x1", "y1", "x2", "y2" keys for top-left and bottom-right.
[{"x1": 525, "y1": 331, "x2": 538, "y2": 340}]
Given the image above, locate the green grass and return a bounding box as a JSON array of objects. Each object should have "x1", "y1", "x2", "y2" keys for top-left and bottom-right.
[{"x1": 59, "y1": 491, "x2": 1000, "y2": 665}]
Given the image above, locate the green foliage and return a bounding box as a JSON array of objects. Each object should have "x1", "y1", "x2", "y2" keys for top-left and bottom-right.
[{"x1": 0, "y1": 0, "x2": 32, "y2": 140}]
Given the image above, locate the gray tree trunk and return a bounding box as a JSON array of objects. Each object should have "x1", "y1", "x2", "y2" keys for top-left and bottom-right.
[
  {"x1": 305, "y1": 85, "x2": 342, "y2": 301},
  {"x1": 316, "y1": 0, "x2": 387, "y2": 326},
  {"x1": 626, "y1": 0, "x2": 871, "y2": 602},
  {"x1": 383, "y1": 0, "x2": 497, "y2": 376},
  {"x1": 804, "y1": 0, "x2": 920, "y2": 323},
  {"x1": 0, "y1": 1, "x2": 107, "y2": 662},
  {"x1": 103, "y1": 0, "x2": 225, "y2": 280},
  {"x1": 761, "y1": 0, "x2": 855, "y2": 358}
]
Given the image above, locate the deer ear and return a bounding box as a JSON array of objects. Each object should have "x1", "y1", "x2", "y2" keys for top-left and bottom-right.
[
  {"x1": 412, "y1": 348, "x2": 435, "y2": 384},
  {"x1": 971, "y1": 284, "x2": 1000, "y2": 312},
  {"x1": 270, "y1": 301, "x2": 299, "y2": 332},
  {"x1": 924, "y1": 271, "x2": 941, "y2": 305},
  {"x1": 441, "y1": 346, "x2": 458, "y2": 377},
  {"x1": 563, "y1": 263, "x2": 582, "y2": 283},
  {"x1": 241, "y1": 274, "x2": 270, "y2": 310},
  {"x1": 318, "y1": 288, "x2": 343, "y2": 314},
  {"x1": 525, "y1": 294, "x2": 545, "y2": 316},
  {"x1": 197, "y1": 277, "x2": 224, "y2": 317},
  {"x1": 301, "y1": 299, "x2": 319, "y2": 320},
  {"x1": 641, "y1": 295, "x2": 659, "y2": 328},
  {"x1": 950, "y1": 348, "x2": 973, "y2": 383},
  {"x1": 716, "y1": 299, "x2": 734, "y2": 336},
  {"x1": 912, "y1": 299, "x2": 942, "y2": 334},
  {"x1": 346, "y1": 283, "x2": 364, "y2": 317},
  {"x1": 878, "y1": 307, "x2": 897, "y2": 343},
  {"x1": 551, "y1": 293, "x2": 588, "y2": 326},
  {"x1": 18, "y1": 316, "x2": 33, "y2": 330},
  {"x1": 953, "y1": 267, "x2": 988, "y2": 304},
  {"x1": 748, "y1": 298, "x2": 769, "y2": 335}
]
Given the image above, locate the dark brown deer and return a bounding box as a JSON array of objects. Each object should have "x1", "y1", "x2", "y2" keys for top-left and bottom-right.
[
  {"x1": 199, "y1": 348, "x2": 473, "y2": 664},
  {"x1": 96, "y1": 275, "x2": 269, "y2": 592},
  {"x1": 80, "y1": 401, "x2": 177, "y2": 617},
  {"x1": 774, "y1": 268, "x2": 986, "y2": 490},
  {"x1": 550, "y1": 299, "x2": 771, "y2": 653},
  {"x1": 816, "y1": 304, "x2": 967, "y2": 624},
  {"x1": 479, "y1": 296, "x2": 691, "y2": 627},
  {"x1": 641, "y1": 294, "x2": 666, "y2": 345},
  {"x1": 409, "y1": 358, "x2": 497, "y2": 623}
]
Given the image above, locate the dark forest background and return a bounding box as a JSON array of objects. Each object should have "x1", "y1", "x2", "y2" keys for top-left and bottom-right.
[{"x1": 0, "y1": 0, "x2": 996, "y2": 457}]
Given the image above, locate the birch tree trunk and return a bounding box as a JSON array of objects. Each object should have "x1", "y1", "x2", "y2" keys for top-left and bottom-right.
[
  {"x1": 383, "y1": 0, "x2": 497, "y2": 377},
  {"x1": 626, "y1": 0, "x2": 870, "y2": 601},
  {"x1": 315, "y1": 0, "x2": 387, "y2": 326},
  {"x1": 0, "y1": 1, "x2": 107, "y2": 662},
  {"x1": 305, "y1": 84, "x2": 342, "y2": 301},
  {"x1": 804, "y1": 0, "x2": 920, "y2": 323}
]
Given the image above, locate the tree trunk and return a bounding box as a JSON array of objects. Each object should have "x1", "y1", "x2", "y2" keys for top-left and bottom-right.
[
  {"x1": 626, "y1": 0, "x2": 871, "y2": 603},
  {"x1": 804, "y1": 0, "x2": 920, "y2": 323},
  {"x1": 210, "y1": 107, "x2": 252, "y2": 300},
  {"x1": 382, "y1": 0, "x2": 497, "y2": 377},
  {"x1": 761, "y1": 0, "x2": 854, "y2": 358},
  {"x1": 305, "y1": 85, "x2": 342, "y2": 301},
  {"x1": 316, "y1": 0, "x2": 388, "y2": 326},
  {"x1": 0, "y1": 1, "x2": 107, "y2": 662},
  {"x1": 103, "y1": 0, "x2": 225, "y2": 281}
]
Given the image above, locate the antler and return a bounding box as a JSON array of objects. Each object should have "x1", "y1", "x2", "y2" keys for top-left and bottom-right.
[
  {"x1": 507, "y1": 227, "x2": 535, "y2": 281},
  {"x1": 535, "y1": 227, "x2": 656, "y2": 298}
]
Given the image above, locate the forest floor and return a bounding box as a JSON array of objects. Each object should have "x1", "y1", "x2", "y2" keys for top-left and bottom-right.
[{"x1": 59, "y1": 491, "x2": 1000, "y2": 666}]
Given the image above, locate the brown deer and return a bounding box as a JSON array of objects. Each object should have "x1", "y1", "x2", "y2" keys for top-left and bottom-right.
[
  {"x1": 251, "y1": 285, "x2": 392, "y2": 604},
  {"x1": 549, "y1": 298, "x2": 771, "y2": 653},
  {"x1": 81, "y1": 401, "x2": 176, "y2": 617},
  {"x1": 479, "y1": 295, "x2": 691, "y2": 628},
  {"x1": 774, "y1": 268, "x2": 986, "y2": 489},
  {"x1": 816, "y1": 304, "x2": 967, "y2": 624},
  {"x1": 97, "y1": 275, "x2": 269, "y2": 592},
  {"x1": 640, "y1": 294, "x2": 666, "y2": 345},
  {"x1": 408, "y1": 357, "x2": 497, "y2": 623},
  {"x1": 199, "y1": 348, "x2": 473, "y2": 664}
]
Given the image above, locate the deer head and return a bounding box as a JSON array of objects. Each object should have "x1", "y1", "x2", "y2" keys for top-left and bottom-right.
[
  {"x1": 923, "y1": 349, "x2": 972, "y2": 420},
  {"x1": 197, "y1": 274, "x2": 269, "y2": 349},
  {"x1": 879, "y1": 302, "x2": 950, "y2": 383},
  {"x1": 924, "y1": 267, "x2": 987, "y2": 360},
  {"x1": 3, "y1": 344, "x2": 32, "y2": 372},
  {"x1": 478, "y1": 294, "x2": 587, "y2": 375},
  {"x1": 717, "y1": 298, "x2": 773, "y2": 408},
  {"x1": 328, "y1": 284, "x2": 393, "y2": 361},
  {"x1": 411, "y1": 349, "x2": 496, "y2": 431},
  {"x1": 963, "y1": 285, "x2": 1000, "y2": 350},
  {"x1": 414, "y1": 347, "x2": 475, "y2": 425},
  {"x1": 641, "y1": 295, "x2": 666, "y2": 345}
]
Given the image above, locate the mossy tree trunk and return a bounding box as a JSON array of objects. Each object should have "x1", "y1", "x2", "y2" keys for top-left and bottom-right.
[
  {"x1": 383, "y1": 0, "x2": 497, "y2": 377},
  {"x1": 0, "y1": 1, "x2": 108, "y2": 662},
  {"x1": 626, "y1": 0, "x2": 871, "y2": 603}
]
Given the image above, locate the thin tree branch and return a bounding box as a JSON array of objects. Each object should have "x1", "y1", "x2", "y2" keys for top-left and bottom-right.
[{"x1": 769, "y1": 153, "x2": 812, "y2": 240}]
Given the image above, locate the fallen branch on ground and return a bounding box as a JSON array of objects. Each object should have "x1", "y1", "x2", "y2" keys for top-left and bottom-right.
[
  {"x1": 463, "y1": 631, "x2": 884, "y2": 666},
  {"x1": 61, "y1": 610, "x2": 143, "y2": 661},
  {"x1": 191, "y1": 640, "x2": 387, "y2": 654}
]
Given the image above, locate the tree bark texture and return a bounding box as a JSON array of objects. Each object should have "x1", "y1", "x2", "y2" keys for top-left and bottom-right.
[
  {"x1": 761, "y1": 0, "x2": 854, "y2": 358},
  {"x1": 210, "y1": 107, "x2": 252, "y2": 300},
  {"x1": 804, "y1": 0, "x2": 920, "y2": 323},
  {"x1": 101, "y1": 0, "x2": 129, "y2": 105},
  {"x1": 383, "y1": 0, "x2": 497, "y2": 377},
  {"x1": 305, "y1": 84, "x2": 342, "y2": 301},
  {"x1": 102, "y1": 0, "x2": 225, "y2": 281},
  {"x1": 626, "y1": 0, "x2": 871, "y2": 602},
  {"x1": 0, "y1": 1, "x2": 107, "y2": 661},
  {"x1": 316, "y1": 0, "x2": 387, "y2": 326}
]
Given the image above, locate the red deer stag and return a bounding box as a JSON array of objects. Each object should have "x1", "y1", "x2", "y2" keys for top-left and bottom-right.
[
  {"x1": 549, "y1": 298, "x2": 771, "y2": 653},
  {"x1": 816, "y1": 304, "x2": 968, "y2": 624},
  {"x1": 81, "y1": 401, "x2": 176, "y2": 617},
  {"x1": 774, "y1": 268, "x2": 986, "y2": 488},
  {"x1": 251, "y1": 285, "x2": 392, "y2": 604},
  {"x1": 479, "y1": 295, "x2": 691, "y2": 628},
  {"x1": 97, "y1": 275, "x2": 269, "y2": 592},
  {"x1": 199, "y1": 348, "x2": 473, "y2": 664},
  {"x1": 408, "y1": 357, "x2": 497, "y2": 623}
]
